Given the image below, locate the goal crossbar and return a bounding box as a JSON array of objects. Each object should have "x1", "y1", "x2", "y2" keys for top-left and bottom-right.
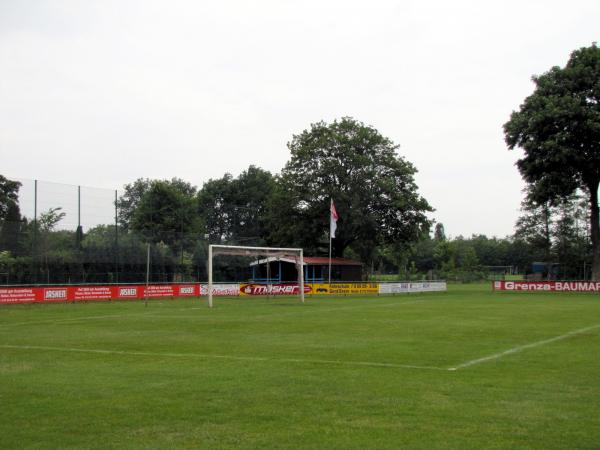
[{"x1": 208, "y1": 244, "x2": 305, "y2": 307}]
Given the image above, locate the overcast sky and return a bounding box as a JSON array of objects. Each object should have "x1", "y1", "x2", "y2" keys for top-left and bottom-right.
[{"x1": 1, "y1": 0, "x2": 598, "y2": 236}]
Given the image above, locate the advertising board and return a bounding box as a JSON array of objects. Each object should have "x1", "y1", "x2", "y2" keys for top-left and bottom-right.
[
  {"x1": 311, "y1": 283, "x2": 379, "y2": 295},
  {"x1": 200, "y1": 284, "x2": 240, "y2": 296},
  {"x1": 239, "y1": 283, "x2": 312, "y2": 296},
  {"x1": 0, "y1": 280, "x2": 450, "y2": 305},
  {"x1": 494, "y1": 281, "x2": 600, "y2": 292},
  {"x1": 0, "y1": 287, "x2": 38, "y2": 304},
  {"x1": 0, "y1": 284, "x2": 201, "y2": 305},
  {"x1": 379, "y1": 281, "x2": 447, "y2": 294}
]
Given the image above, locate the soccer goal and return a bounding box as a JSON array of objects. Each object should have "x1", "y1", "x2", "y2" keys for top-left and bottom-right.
[{"x1": 207, "y1": 244, "x2": 305, "y2": 307}]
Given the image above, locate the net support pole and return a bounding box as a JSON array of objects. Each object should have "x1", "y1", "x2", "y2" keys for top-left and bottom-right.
[
  {"x1": 208, "y1": 244, "x2": 213, "y2": 308},
  {"x1": 299, "y1": 249, "x2": 305, "y2": 303},
  {"x1": 77, "y1": 185, "x2": 81, "y2": 228},
  {"x1": 145, "y1": 243, "x2": 150, "y2": 307},
  {"x1": 115, "y1": 190, "x2": 119, "y2": 283},
  {"x1": 33, "y1": 179, "x2": 38, "y2": 284}
]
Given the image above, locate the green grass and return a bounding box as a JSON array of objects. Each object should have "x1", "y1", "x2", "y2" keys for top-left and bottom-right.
[{"x1": 1, "y1": 285, "x2": 599, "y2": 449}]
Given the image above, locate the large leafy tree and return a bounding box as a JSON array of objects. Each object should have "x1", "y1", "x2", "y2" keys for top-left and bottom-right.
[
  {"x1": 504, "y1": 44, "x2": 600, "y2": 278},
  {"x1": 197, "y1": 174, "x2": 233, "y2": 242},
  {"x1": 0, "y1": 175, "x2": 23, "y2": 256},
  {"x1": 272, "y1": 117, "x2": 432, "y2": 262},
  {"x1": 552, "y1": 193, "x2": 591, "y2": 278},
  {"x1": 197, "y1": 166, "x2": 276, "y2": 245},
  {"x1": 118, "y1": 178, "x2": 196, "y2": 230},
  {"x1": 514, "y1": 191, "x2": 554, "y2": 262},
  {"x1": 130, "y1": 181, "x2": 198, "y2": 246},
  {"x1": 116, "y1": 178, "x2": 152, "y2": 230},
  {"x1": 513, "y1": 189, "x2": 591, "y2": 277},
  {"x1": 0, "y1": 201, "x2": 23, "y2": 255},
  {"x1": 0, "y1": 175, "x2": 21, "y2": 221}
]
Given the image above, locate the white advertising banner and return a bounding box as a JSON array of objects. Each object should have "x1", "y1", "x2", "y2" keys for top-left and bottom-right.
[
  {"x1": 409, "y1": 281, "x2": 447, "y2": 292},
  {"x1": 379, "y1": 282, "x2": 411, "y2": 294},
  {"x1": 379, "y1": 281, "x2": 447, "y2": 294},
  {"x1": 200, "y1": 284, "x2": 240, "y2": 296}
]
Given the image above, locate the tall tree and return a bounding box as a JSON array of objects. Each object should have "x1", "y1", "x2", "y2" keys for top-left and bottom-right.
[
  {"x1": 38, "y1": 207, "x2": 66, "y2": 232},
  {"x1": 552, "y1": 193, "x2": 591, "y2": 278},
  {"x1": 197, "y1": 166, "x2": 276, "y2": 245},
  {"x1": 197, "y1": 174, "x2": 234, "y2": 242},
  {"x1": 504, "y1": 44, "x2": 600, "y2": 278},
  {"x1": 118, "y1": 178, "x2": 197, "y2": 230},
  {"x1": 131, "y1": 181, "x2": 197, "y2": 246},
  {"x1": 117, "y1": 178, "x2": 152, "y2": 230},
  {"x1": 272, "y1": 117, "x2": 432, "y2": 261},
  {"x1": 514, "y1": 191, "x2": 553, "y2": 261},
  {"x1": 0, "y1": 175, "x2": 21, "y2": 221},
  {"x1": 229, "y1": 166, "x2": 276, "y2": 244},
  {"x1": 434, "y1": 223, "x2": 446, "y2": 241},
  {"x1": 0, "y1": 201, "x2": 23, "y2": 255}
]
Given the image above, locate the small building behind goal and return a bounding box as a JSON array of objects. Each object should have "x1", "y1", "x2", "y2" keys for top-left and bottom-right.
[{"x1": 250, "y1": 256, "x2": 363, "y2": 283}]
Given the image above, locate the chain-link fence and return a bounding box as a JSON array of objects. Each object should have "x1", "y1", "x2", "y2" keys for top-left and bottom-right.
[{"x1": 0, "y1": 177, "x2": 221, "y2": 285}]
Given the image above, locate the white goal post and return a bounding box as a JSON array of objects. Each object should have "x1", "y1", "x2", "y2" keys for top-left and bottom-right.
[{"x1": 207, "y1": 244, "x2": 305, "y2": 307}]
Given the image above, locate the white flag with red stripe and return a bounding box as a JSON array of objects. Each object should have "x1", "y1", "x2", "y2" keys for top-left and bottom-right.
[{"x1": 330, "y1": 200, "x2": 339, "y2": 238}]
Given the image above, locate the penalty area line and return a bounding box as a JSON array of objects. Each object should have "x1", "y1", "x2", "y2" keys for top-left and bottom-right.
[
  {"x1": 0, "y1": 344, "x2": 447, "y2": 371},
  {"x1": 448, "y1": 323, "x2": 600, "y2": 371}
]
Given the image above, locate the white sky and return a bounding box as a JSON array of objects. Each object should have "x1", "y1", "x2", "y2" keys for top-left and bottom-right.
[{"x1": 1, "y1": 0, "x2": 598, "y2": 237}]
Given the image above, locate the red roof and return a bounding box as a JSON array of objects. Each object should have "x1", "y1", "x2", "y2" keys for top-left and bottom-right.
[
  {"x1": 249, "y1": 256, "x2": 363, "y2": 266},
  {"x1": 303, "y1": 257, "x2": 362, "y2": 266}
]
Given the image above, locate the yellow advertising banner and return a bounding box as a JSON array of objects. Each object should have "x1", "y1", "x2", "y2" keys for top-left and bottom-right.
[{"x1": 310, "y1": 283, "x2": 379, "y2": 295}]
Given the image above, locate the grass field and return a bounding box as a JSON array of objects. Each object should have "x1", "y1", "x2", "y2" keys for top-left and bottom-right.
[{"x1": 1, "y1": 285, "x2": 599, "y2": 449}]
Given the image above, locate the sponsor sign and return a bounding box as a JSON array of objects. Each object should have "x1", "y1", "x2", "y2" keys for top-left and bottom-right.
[
  {"x1": 0, "y1": 281, "x2": 450, "y2": 305},
  {"x1": 118, "y1": 287, "x2": 139, "y2": 298},
  {"x1": 143, "y1": 285, "x2": 176, "y2": 298},
  {"x1": 311, "y1": 283, "x2": 379, "y2": 295},
  {"x1": 239, "y1": 283, "x2": 312, "y2": 296},
  {"x1": 408, "y1": 281, "x2": 447, "y2": 293},
  {"x1": 494, "y1": 281, "x2": 600, "y2": 292},
  {"x1": 0, "y1": 287, "x2": 38, "y2": 304},
  {"x1": 200, "y1": 284, "x2": 240, "y2": 296},
  {"x1": 379, "y1": 282, "x2": 448, "y2": 294},
  {"x1": 379, "y1": 283, "x2": 411, "y2": 294},
  {"x1": 178, "y1": 285, "x2": 198, "y2": 296},
  {"x1": 44, "y1": 288, "x2": 68, "y2": 302},
  {"x1": 72, "y1": 286, "x2": 113, "y2": 301},
  {"x1": 0, "y1": 284, "x2": 203, "y2": 305}
]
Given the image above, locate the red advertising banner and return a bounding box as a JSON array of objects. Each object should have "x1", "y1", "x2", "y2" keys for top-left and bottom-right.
[
  {"x1": 239, "y1": 283, "x2": 313, "y2": 296},
  {"x1": 72, "y1": 286, "x2": 114, "y2": 301},
  {"x1": 494, "y1": 281, "x2": 600, "y2": 293},
  {"x1": 0, "y1": 284, "x2": 201, "y2": 305},
  {"x1": 0, "y1": 287, "x2": 38, "y2": 304}
]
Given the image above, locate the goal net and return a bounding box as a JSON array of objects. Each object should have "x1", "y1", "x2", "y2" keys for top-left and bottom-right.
[{"x1": 207, "y1": 244, "x2": 305, "y2": 307}]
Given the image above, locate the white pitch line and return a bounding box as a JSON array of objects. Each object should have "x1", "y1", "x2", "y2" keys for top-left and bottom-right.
[
  {"x1": 0, "y1": 312, "x2": 158, "y2": 328},
  {"x1": 0, "y1": 298, "x2": 431, "y2": 328},
  {"x1": 0, "y1": 344, "x2": 447, "y2": 371},
  {"x1": 184, "y1": 298, "x2": 428, "y2": 314},
  {"x1": 448, "y1": 323, "x2": 600, "y2": 371}
]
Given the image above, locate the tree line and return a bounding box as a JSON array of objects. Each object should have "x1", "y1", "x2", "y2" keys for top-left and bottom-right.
[
  {"x1": 0, "y1": 118, "x2": 433, "y2": 284},
  {"x1": 0, "y1": 175, "x2": 591, "y2": 285},
  {"x1": 0, "y1": 170, "x2": 592, "y2": 285}
]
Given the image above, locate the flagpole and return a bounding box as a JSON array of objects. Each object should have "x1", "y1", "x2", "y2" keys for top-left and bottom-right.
[
  {"x1": 328, "y1": 229, "x2": 332, "y2": 285},
  {"x1": 328, "y1": 199, "x2": 333, "y2": 285}
]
